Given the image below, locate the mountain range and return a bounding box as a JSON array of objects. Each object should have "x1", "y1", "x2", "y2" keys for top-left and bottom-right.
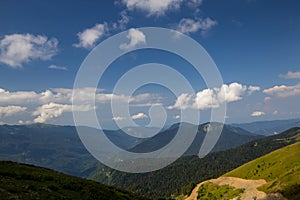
[
  {"x1": 0, "y1": 123, "x2": 149, "y2": 177},
  {"x1": 0, "y1": 124, "x2": 99, "y2": 177},
  {"x1": 0, "y1": 121, "x2": 262, "y2": 178},
  {"x1": 130, "y1": 122, "x2": 262, "y2": 155},
  {"x1": 0, "y1": 119, "x2": 299, "y2": 199},
  {"x1": 232, "y1": 118, "x2": 300, "y2": 136}
]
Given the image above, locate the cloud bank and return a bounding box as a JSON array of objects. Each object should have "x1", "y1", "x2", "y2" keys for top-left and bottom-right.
[{"x1": 0, "y1": 87, "x2": 158, "y2": 123}]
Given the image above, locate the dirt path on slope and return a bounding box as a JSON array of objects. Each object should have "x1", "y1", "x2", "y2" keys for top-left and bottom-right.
[
  {"x1": 185, "y1": 180, "x2": 210, "y2": 200},
  {"x1": 185, "y1": 176, "x2": 268, "y2": 200}
]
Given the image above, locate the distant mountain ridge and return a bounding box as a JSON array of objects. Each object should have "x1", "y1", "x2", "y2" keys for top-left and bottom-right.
[
  {"x1": 0, "y1": 123, "x2": 149, "y2": 178},
  {"x1": 232, "y1": 118, "x2": 300, "y2": 136},
  {"x1": 0, "y1": 121, "x2": 276, "y2": 180},
  {"x1": 0, "y1": 122, "x2": 260, "y2": 177},
  {"x1": 130, "y1": 122, "x2": 262, "y2": 156},
  {"x1": 1, "y1": 121, "x2": 299, "y2": 199},
  {"x1": 0, "y1": 124, "x2": 99, "y2": 177}
]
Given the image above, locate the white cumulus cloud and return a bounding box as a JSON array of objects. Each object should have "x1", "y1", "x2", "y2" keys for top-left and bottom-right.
[
  {"x1": 33, "y1": 102, "x2": 93, "y2": 123},
  {"x1": 0, "y1": 87, "x2": 160, "y2": 123},
  {"x1": 0, "y1": 106, "x2": 27, "y2": 117},
  {"x1": 264, "y1": 96, "x2": 271, "y2": 103},
  {"x1": 263, "y1": 84, "x2": 300, "y2": 97},
  {"x1": 0, "y1": 33, "x2": 58, "y2": 68},
  {"x1": 0, "y1": 88, "x2": 40, "y2": 105},
  {"x1": 48, "y1": 64, "x2": 68, "y2": 71},
  {"x1": 279, "y1": 71, "x2": 300, "y2": 79},
  {"x1": 194, "y1": 89, "x2": 219, "y2": 109},
  {"x1": 248, "y1": 85, "x2": 261, "y2": 95},
  {"x1": 73, "y1": 23, "x2": 107, "y2": 49},
  {"x1": 0, "y1": 87, "x2": 156, "y2": 106},
  {"x1": 112, "y1": 11, "x2": 130, "y2": 30},
  {"x1": 177, "y1": 17, "x2": 218, "y2": 36},
  {"x1": 112, "y1": 116, "x2": 126, "y2": 121},
  {"x1": 120, "y1": 28, "x2": 146, "y2": 50},
  {"x1": 251, "y1": 111, "x2": 265, "y2": 117},
  {"x1": 168, "y1": 93, "x2": 193, "y2": 110},
  {"x1": 168, "y1": 82, "x2": 248, "y2": 110},
  {"x1": 121, "y1": 0, "x2": 184, "y2": 16},
  {"x1": 187, "y1": 0, "x2": 203, "y2": 7},
  {"x1": 174, "y1": 115, "x2": 180, "y2": 119},
  {"x1": 216, "y1": 83, "x2": 247, "y2": 102},
  {"x1": 132, "y1": 112, "x2": 148, "y2": 120},
  {"x1": 120, "y1": 0, "x2": 204, "y2": 16}
]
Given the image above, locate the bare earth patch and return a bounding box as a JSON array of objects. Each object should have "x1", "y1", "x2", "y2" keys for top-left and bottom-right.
[
  {"x1": 185, "y1": 180, "x2": 210, "y2": 200},
  {"x1": 185, "y1": 177, "x2": 287, "y2": 200}
]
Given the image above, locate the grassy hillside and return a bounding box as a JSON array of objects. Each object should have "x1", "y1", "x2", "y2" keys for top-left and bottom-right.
[
  {"x1": 224, "y1": 142, "x2": 300, "y2": 200},
  {"x1": 197, "y1": 182, "x2": 244, "y2": 200},
  {"x1": 0, "y1": 161, "x2": 146, "y2": 200}
]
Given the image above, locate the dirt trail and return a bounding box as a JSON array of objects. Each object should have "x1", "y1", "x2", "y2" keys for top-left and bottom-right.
[
  {"x1": 185, "y1": 180, "x2": 210, "y2": 200},
  {"x1": 184, "y1": 176, "x2": 282, "y2": 200}
]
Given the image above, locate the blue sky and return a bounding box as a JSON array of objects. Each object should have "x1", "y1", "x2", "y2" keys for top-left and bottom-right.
[{"x1": 0, "y1": 0, "x2": 299, "y2": 129}]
